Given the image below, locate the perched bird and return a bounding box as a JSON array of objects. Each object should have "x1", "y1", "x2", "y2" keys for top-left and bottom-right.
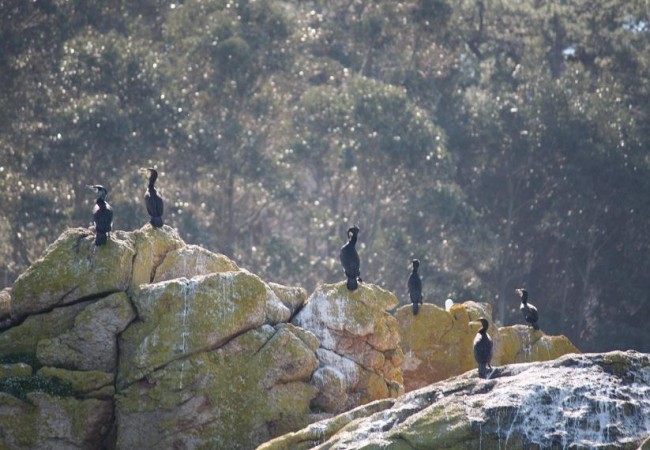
[
  {"x1": 140, "y1": 167, "x2": 164, "y2": 228},
  {"x1": 87, "y1": 185, "x2": 113, "y2": 246},
  {"x1": 472, "y1": 317, "x2": 493, "y2": 379},
  {"x1": 408, "y1": 259, "x2": 423, "y2": 315},
  {"x1": 516, "y1": 288, "x2": 540, "y2": 330},
  {"x1": 445, "y1": 298, "x2": 454, "y2": 311},
  {"x1": 339, "y1": 225, "x2": 362, "y2": 290}
]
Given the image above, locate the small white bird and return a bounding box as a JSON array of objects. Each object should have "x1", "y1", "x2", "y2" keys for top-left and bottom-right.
[{"x1": 445, "y1": 298, "x2": 454, "y2": 311}]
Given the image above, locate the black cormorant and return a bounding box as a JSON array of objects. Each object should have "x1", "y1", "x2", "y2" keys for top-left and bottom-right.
[
  {"x1": 339, "y1": 225, "x2": 362, "y2": 290},
  {"x1": 87, "y1": 185, "x2": 113, "y2": 246},
  {"x1": 516, "y1": 288, "x2": 540, "y2": 330},
  {"x1": 472, "y1": 317, "x2": 493, "y2": 379},
  {"x1": 408, "y1": 259, "x2": 423, "y2": 315},
  {"x1": 140, "y1": 167, "x2": 163, "y2": 227}
]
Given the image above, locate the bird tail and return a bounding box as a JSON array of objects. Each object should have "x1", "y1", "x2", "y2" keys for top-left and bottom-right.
[
  {"x1": 150, "y1": 216, "x2": 164, "y2": 228},
  {"x1": 412, "y1": 302, "x2": 419, "y2": 315},
  {"x1": 477, "y1": 363, "x2": 488, "y2": 379},
  {"x1": 532, "y1": 322, "x2": 540, "y2": 331},
  {"x1": 95, "y1": 232, "x2": 108, "y2": 246},
  {"x1": 346, "y1": 277, "x2": 358, "y2": 291}
]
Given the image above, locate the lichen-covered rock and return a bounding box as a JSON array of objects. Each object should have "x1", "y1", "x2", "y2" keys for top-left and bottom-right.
[
  {"x1": 118, "y1": 270, "x2": 288, "y2": 387},
  {"x1": 498, "y1": 324, "x2": 579, "y2": 364},
  {"x1": 260, "y1": 351, "x2": 650, "y2": 450},
  {"x1": 397, "y1": 301, "x2": 578, "y2": 391},
  {"x1": 0, "y1": 300, "x2": 94, "y2": 358},
  {"x1": 38, "y1": 367, "x2": 115, "y2": 399},
  {"x1": 130, "y1": 224, "x2": 185, "y2": 290},
  {"x1": 116, "y1": 324, "x2": 319, "y2": 450},
  {"x1": 292, "y1": 282, "x2": 404, "y2": 413},
  {"x1": 397, "y1": 301, "x2": 494, "y2": 391},
  {"x1": 153, "y1": 243, "x2": 239, "y2": 283},
  {"x1": 36, "y1": 292, "x2": 136, "y2": 372},
  {"x1": 0, "y1": 392, "x2": 113, "y2": 449},
  {"x1": 10, "y1": 228, "x2": 135, "y2": 319},
  {"x1": 268, "y1": 282, "x2": 308, "y2": 316}
]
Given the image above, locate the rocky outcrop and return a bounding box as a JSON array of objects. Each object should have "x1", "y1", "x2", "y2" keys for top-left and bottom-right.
[
  {"x1": 0, "y1": 225, "x2": 588, "y2": 449},
  {"x1": 0, "y1": 225, "x2": 317, "y2": 449},
  {"x1": 259, "y1": 351, "x2": 650, "y2": 450},
  {"x1": 292, "y1": 283, "x2": 404, "y2": 413},
  {"x1": 396, "y1": 301, "x2": 578, "y2": 391}
]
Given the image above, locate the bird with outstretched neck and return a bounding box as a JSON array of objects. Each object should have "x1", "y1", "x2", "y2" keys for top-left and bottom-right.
[
  {"x1": 339, "y1": 225, "x2": 362, "y2": 291},
  {"x1": 472, "y1": 317, "x2": 493, "y2": 379},
  {"x1": 408, "y1": 259, "x2": 423, "y2": 315},
  {"x1": 516, "y1": 288, "x2": 540, "y2": 330},
  {"x1": 87, "y1": 185, "x2": 113, "y2": 246},
  {"x1": 140, "y1": 168, "x2": 164, "y2": 228}
]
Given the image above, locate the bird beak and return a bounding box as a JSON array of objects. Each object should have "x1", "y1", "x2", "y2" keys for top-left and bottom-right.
[
  {"x1": 139, "y1": 168, "x2": 149, "y2": 174},
  {"x1": 86, "y1": 185, "x2": 95, "y2": 191}
]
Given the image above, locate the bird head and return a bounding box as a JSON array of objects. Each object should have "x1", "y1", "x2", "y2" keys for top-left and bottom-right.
[
  {"x1": 412, "y1": 259, "x2": 420, "y2": 270},
  {"x1": 87, "y1": 184, "x2": 108, "y2": 200},
  {"x1": 140, "y1": 167, "x2": 158, "y2": 183},
  {"x1": 515, "y1": 288, "x2": 528, "y2": 301},
  {"x1": 347, "y1": 225, "x2": 359, "y2": 239},
  {"x1": 472, "y1": 317, "x2": 489, "y2": 330}
]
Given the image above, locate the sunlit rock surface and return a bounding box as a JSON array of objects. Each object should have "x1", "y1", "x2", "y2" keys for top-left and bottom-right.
[
  {"x1": 397, "y1": 301, "x2": 579, "y2": 391},
  {"x1": 117, "y1": 270, "x2": 289, "y2": 387},
  {"x1": 130, "y1": 225, "x2": 185, "y2": 289},
  {"x1": 259, "y1": 351, "x2": 650, "y2": 450},
  {"x1": 292, "y1": 282, "x2": 404, "y2": 413},
  {"x1": 152, "y1": 243, "x2": 239, "y2": 283},
  {"x1": 10, "y1": 228, "x2": 135, "y2": 319}
]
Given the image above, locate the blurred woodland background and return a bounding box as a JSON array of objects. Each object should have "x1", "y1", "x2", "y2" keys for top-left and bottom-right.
[{"x1": 1, "y1": 0, "x2": 649, "y2": 352}]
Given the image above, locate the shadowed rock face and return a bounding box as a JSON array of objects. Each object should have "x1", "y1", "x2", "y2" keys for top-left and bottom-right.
[{"x1": 258, "y1": 351, "x2": 650, "y2": 450}]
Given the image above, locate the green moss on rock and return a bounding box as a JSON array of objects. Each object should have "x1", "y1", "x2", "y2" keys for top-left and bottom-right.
[
  {"x1": 38, "y1": 367, "x2": 114, "y2": 398},
  {"x1": 117, "y1": 324, "x2": 318, "y2": 449},
  {"x1": 11, "y1": 228, "x2": 134, "y2": 319},
  {"x1": 0, "y1": 301, "x2": 94, "y2": 358},
  {"x1": 118, "y1": 271, "x2": 270, "y2": 387},
  {"x1": 130, "y1": 224, "x2": 186, "y2": 290}
]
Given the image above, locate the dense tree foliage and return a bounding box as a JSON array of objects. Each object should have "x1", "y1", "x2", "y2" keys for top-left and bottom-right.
[{"x1": 1, "y1": 0, "x2": 648, "y2": 352}]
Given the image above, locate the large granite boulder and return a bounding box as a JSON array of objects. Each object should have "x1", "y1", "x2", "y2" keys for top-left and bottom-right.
[
  {"x1": 116, "y1": 323, "x2": 319, "y2": 450},
  {"x1": 396, "y1": 301, "x2": 494, "y2": 390},
  {"x1": 129, "y1": 225, "x2": 185, "y2": 290},
  {"x1": 292, "y1": 282, "x2": 404, "y2": 413},
  {"x1": 117, "y1": 270, "x2": 291, "y2": 387},
  {"x1": 397, "y1": 301, "x2": 578, "y2": 391},
  {"x1": 10, "y1": 228, "x2": 135, "y2": 319},
  {"x1": 0, "y1": 226, "x2": 321, "y2": 450},
  {"x1": 259, "y1": 351, "x2": 650, "y2": 450},
  {"x1": 498, "y1": 324, "x2": 579, "y2": 364}
]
